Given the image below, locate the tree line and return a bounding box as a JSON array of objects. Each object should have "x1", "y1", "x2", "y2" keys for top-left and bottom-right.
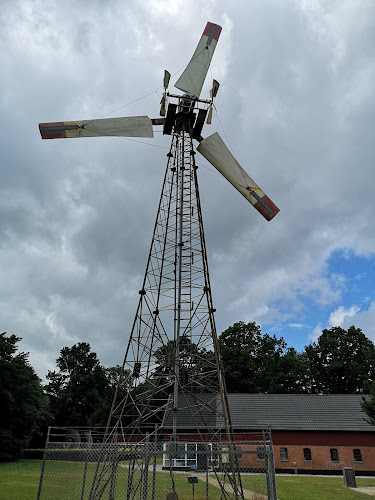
[{"x1": 2, "y1": 323, "x2": 375, "y2": 461}]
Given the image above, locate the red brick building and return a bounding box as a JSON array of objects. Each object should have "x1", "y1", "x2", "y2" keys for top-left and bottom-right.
[{"x1": 227, "y1": 394, "x2": 375, "y2": 475}]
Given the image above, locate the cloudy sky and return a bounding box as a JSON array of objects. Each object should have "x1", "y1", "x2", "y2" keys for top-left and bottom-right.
[{"x1": 1, "y1": 0, "x2": 374, "y2": 380}]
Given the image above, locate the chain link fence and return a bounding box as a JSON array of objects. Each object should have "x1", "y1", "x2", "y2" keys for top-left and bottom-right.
[{"x1": 37, "y1": 428, "x2": 277, "y2": 499}]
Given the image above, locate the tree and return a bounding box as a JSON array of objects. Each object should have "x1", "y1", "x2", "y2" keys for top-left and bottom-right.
[
  {"x1": 271, "y1": 348, "x2": 311, "y2": 394},
  {"x1": 305, "y1": 326, "x2": 375, "y2": 393},
  {"x1": 45, "y1": 342, "x2": 111, "y2": 427},
  {"x1": 154, "y1": 334, "x2": 212, "y2": 386},
  {"x1": 219, "y1": 322, "x2": 309, "y2": 393},
  {"x1": 0, "y1": 332, "x2": 49, "y2": 461},
  {"x1": 104, "y1": 364, "x2": 130, "y2": 400},
  {"x1": 361, "y1": 382, "x2": 375, "y2": 425}
]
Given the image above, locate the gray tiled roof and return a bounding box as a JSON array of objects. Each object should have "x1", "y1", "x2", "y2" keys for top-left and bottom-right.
[
  {"x1": 227, "y1": 393, "x2": 374, "y2": 432},
  {"x1": 164, "y1": 393, "x2": 375, "y2": 432},
  {"x1": 164, "y1": 393, "x2": 221, "y2": 429}
]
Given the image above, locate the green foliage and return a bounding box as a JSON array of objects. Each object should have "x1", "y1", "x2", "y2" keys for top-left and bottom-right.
[
  {"x1": 219, "y1": 322, "x2": 375, "y2": 396},
  {"x1": 305, "y1": 326, "x2": 375, "y2": 394},
  {"x1": 0, "y1": 333, "x2": 49, "y2": 461},
  {"x1": 22, "y1": 449, "x2": 45, "y2": 459},
  {"x1": 154, "y1": 334, "x2": 212, "y2": 387},
  {"x1": 118, "y1": 335, "x2": 214, "y2": 428},
  {"x1": 44, "y1": 342, "x2": 112, "y2": 427},
  {"x1": 273, "y1": 347, "x2": 311, "y2": 394},
  {"x1": 219, "y1": 322, "x2": 309, "y2": 393},
  {"x1": 361, "y1": 381, "x2": 375, "y2": 425}
]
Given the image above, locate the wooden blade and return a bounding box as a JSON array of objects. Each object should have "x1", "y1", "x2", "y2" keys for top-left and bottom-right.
[
  {"x1": 206, "y1": 105, "x2": 213, "y2": 125},
  {"x1": 160, "y1": 95, "x2": 167, "y2": 117},
  {"x1": 39, "y1": 116, "x2": 153, "y2": 139},
  {"x1": 211, "y1": 79, "x2": 220, "y2": 98},
  {"x1": 163, "y1": 70, "x2": 171, "y2": 90},
  {"x1": 197, "y1": 132, "x2": 279, "y2": 221},
  {"x1": 174, "y1": 22, "x2": 222, "y2": 98}
]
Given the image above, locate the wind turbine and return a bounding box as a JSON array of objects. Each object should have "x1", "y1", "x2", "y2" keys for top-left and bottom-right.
[{"x1": 39, "y1": 21, "x2": 278, "y2": 500}]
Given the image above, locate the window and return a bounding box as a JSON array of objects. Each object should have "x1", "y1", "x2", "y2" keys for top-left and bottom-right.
[
  {"x1": 353, "y1": 449, "x2": 362, "y2": 462},
  {"x1": 303, "y1": 448, "x2": 312, "y2": 461},
  {"x1": 280, "y1": 447, "x2": 288, "y2": 461},
  {"x1": 330, "y1": 448, "x2": 339, "y2": 462},
  {"x1": 164, "y1": 443, "x2": 215, "y2": 468}
]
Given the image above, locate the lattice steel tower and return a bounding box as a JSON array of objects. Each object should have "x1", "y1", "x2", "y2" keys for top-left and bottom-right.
[
  {"x1": 39, "y1": 21, "x2": 279, "y2": 500},
  {"x1": 90, "y1": 99, "x2": 246, "y2": 498}
]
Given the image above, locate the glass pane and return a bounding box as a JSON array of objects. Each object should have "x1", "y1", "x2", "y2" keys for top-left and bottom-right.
[
  {"x1": 280, "y1": 447, "x2": 288, "y2": 461},
  {"x1": 177, "y1": 444, "x2": 186, "y2": 459},
  {"x1": 330, "y1": 449, "x2": 339, "y2": 462},
  {"x1": 187, "y1": 444, "x2": 196, "y2": 458}
]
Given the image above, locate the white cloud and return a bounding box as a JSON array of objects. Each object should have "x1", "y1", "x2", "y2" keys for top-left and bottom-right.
[
  {"x1": 307, "y1": 301, "x2": 375, "y2": 347},
  {"x1": 327, "y1": 301, "x2": 375, "y2": 343},
  {"x1": 289, "y1": 323, "x2": 309, "y2": 329},
  {"x1": 328, "y1": 305, "x2": 361, "y2": 327},
  {"x1": 309, "y1": 324, "x2": 323, "y2": 344},
  {"x1": 354, "y1": 302, "x2": 375, "y2": 343}
]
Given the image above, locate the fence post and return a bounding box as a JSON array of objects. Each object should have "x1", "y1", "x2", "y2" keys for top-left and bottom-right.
[
  {"x1": 151, "y1": 425, "x2": 158, "y2": 500},
  {"x1": 81, "y1": 442, "x2": 89, "y2": 500},
  {"x1": 37, "y1": 426, "x2": 51, "y2": 500},
  {"x1": 263, "y1": 430, "x2": 277, "y2": 500},
  {"x1": 109, "y1": 443, "x2": 117, "y2": 500}
]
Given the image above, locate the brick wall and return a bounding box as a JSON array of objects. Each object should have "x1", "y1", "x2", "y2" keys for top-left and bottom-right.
[
  {"x1": 273, "y1": 444, "x2": 375, "y2": 473},
  {"x1": 233, "y1": 431, "x2": 375, "y2": 474}
]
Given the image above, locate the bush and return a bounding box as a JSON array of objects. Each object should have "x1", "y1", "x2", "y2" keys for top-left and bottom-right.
[{"x1": 22, "y1": 449, "x2": 45, "y2": 460}]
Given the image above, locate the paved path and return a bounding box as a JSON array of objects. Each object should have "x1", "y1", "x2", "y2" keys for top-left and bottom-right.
[
  {"x1": 118, "y1": 465, "x2": 269, "y2": 498},
  {"x1": 196, "y1": 473, "x2": 268, "y2": 500},
  {"x1": 352, "y1": 487, "x2": 375, "y2": 497}
]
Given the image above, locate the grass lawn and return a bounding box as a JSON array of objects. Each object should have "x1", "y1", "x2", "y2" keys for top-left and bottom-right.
[
  {"x1": 0, "y1": 460, "x2": 218, "y2": 499},
  {"x1": 240, "y1": 474, "x2": 375, "y2": 500},
  {"x1": 1, "y1": 460, "x2": 375, "y2": 499},
  {"x1": 0, "y1": 460, "x2": 42, "y2": 500}
]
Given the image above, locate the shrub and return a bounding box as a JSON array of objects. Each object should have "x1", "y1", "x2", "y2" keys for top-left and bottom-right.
[{"x1": 22, "y1": 449, "x2": 45, "y2": 460}]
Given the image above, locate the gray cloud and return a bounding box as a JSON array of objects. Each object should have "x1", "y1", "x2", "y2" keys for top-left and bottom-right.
[{"x1": 1, "y1": 0, "x2": 374, "y2": 378}]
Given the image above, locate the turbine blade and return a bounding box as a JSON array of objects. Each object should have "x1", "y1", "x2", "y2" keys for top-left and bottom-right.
[
  {"x1": 174, "y1": 22, "x2": 222, "y2": 98},
  {"x1": 163, "y1": 70, "x2": 171, "y2": 90},
  {"x1": 39, "y1": 116, "x2": 154, "y2": 140},
  {"x1": 211, "y1": 79, "x2": 220, "y2": 98},
  {"x1": 197, "y1": 132, "x2": 279, "y2": 221},
  {"x1": 160, "y1": 95, "x2": 167, "y2": 117},
  {"x1": 206, "y1": 106, "x2": 213, "y2": 125}
]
